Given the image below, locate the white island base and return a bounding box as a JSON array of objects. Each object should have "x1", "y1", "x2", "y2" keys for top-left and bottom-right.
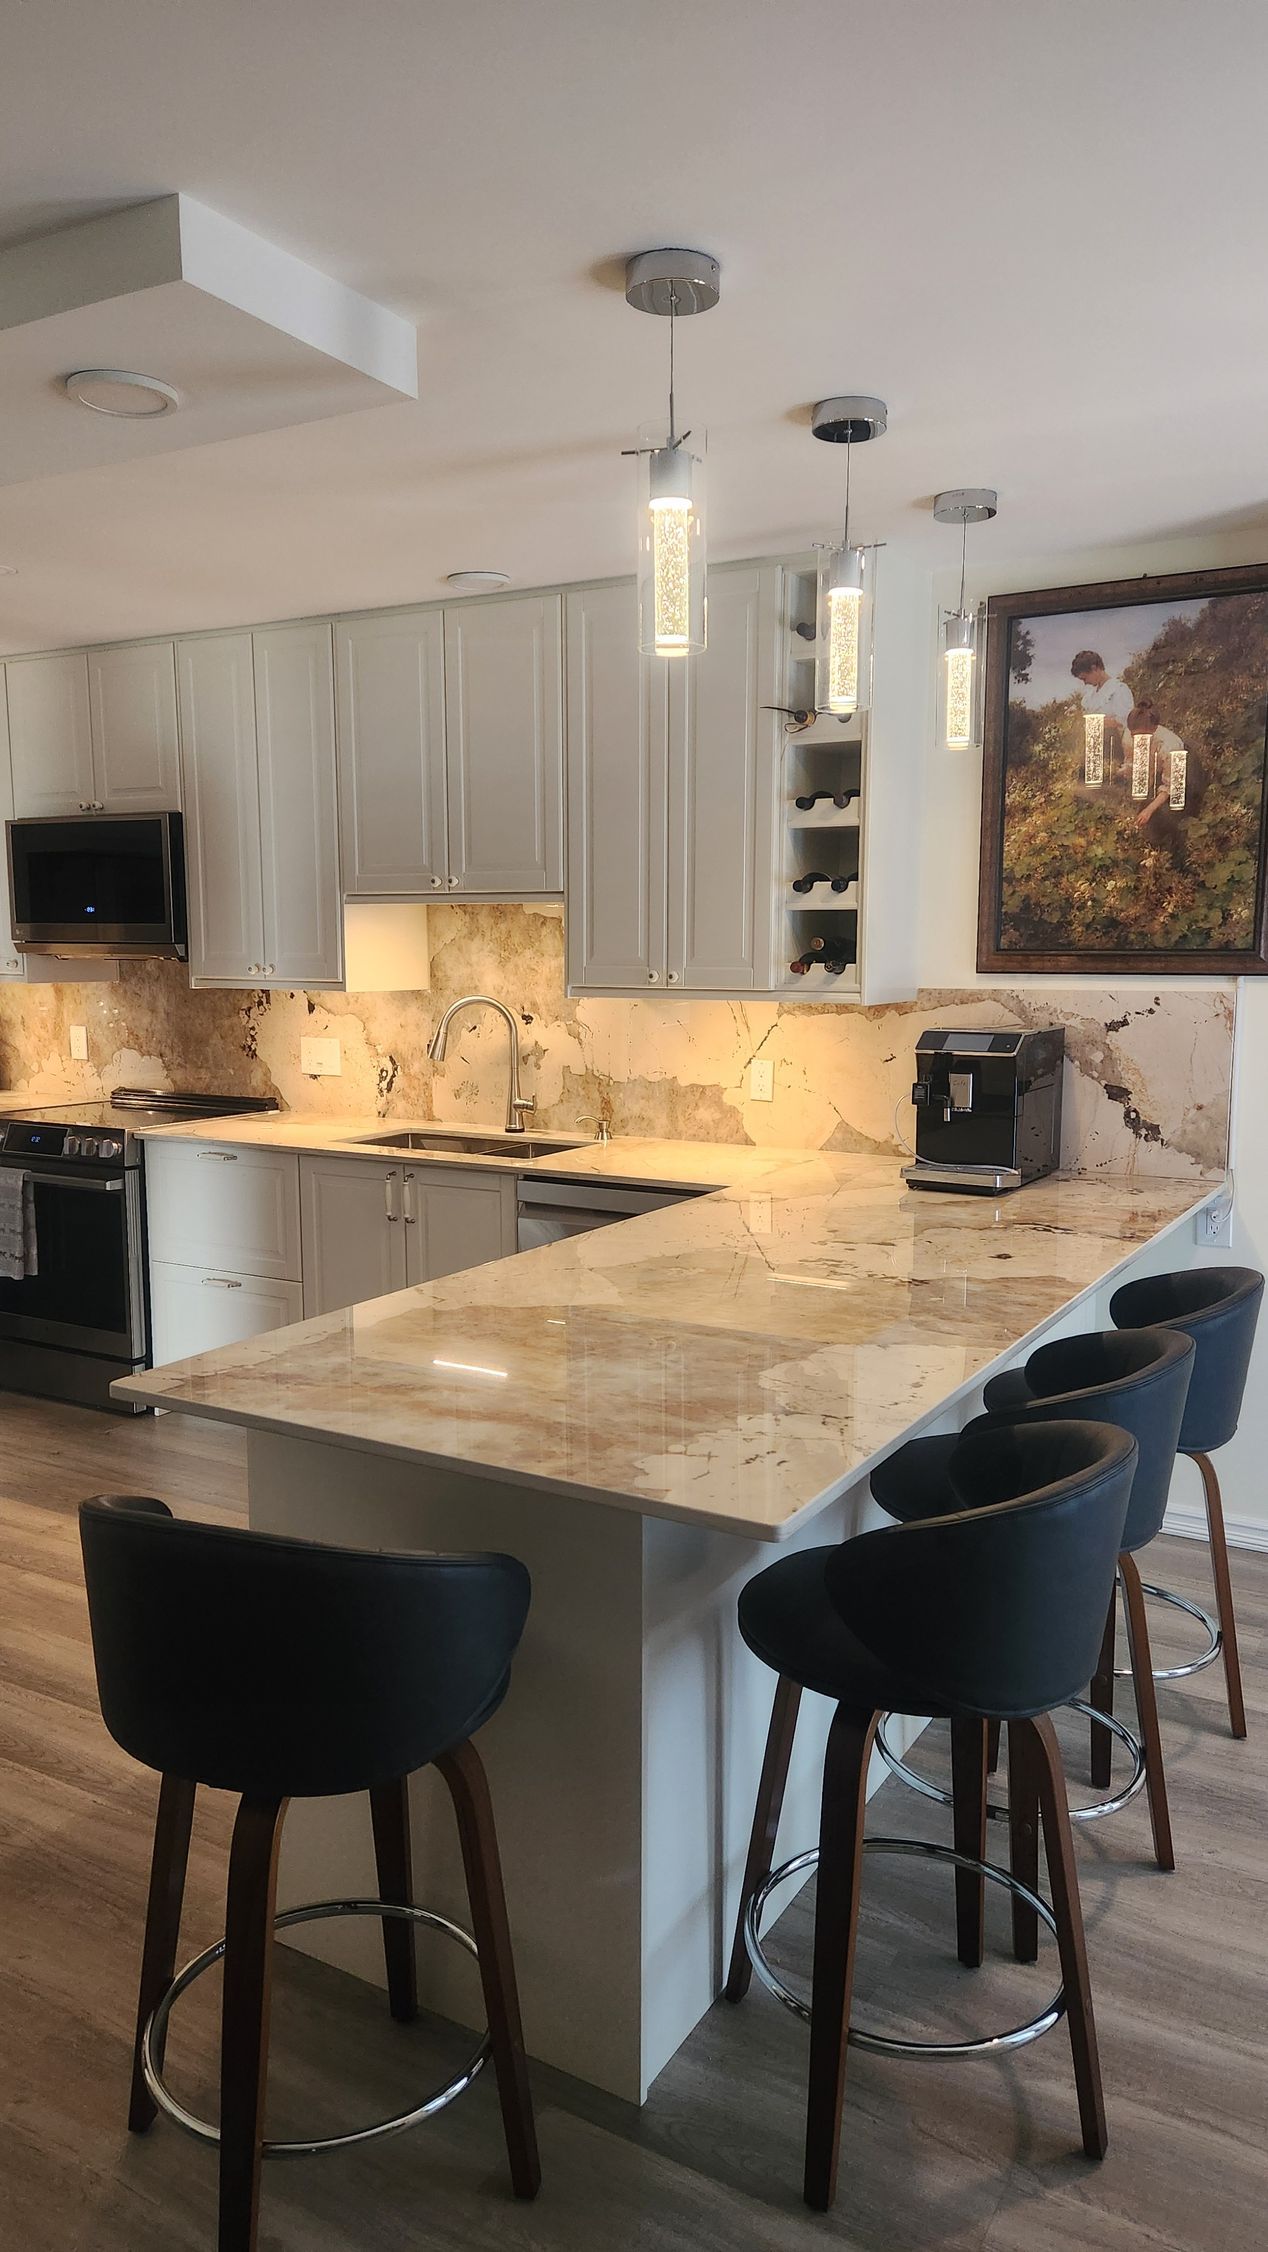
[{"x1": 249, "y1": 1428, "x2": 877, "y2": 2104}]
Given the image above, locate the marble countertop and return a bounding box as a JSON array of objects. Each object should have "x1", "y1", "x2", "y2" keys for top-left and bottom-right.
[
  {"x1": 131, "y1": 1111, "x2": 801, "y2": 1191},
  {"x1": 115, "y1": 1151, "x2": 1211, "y2": 1541}
]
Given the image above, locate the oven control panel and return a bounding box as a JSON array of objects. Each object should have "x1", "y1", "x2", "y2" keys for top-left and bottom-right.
[{"x1": 1, "y1": 1122, "x2": 128, "y2": 1164}]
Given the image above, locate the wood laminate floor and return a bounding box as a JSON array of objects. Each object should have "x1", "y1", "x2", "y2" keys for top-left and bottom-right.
[{"x1": 0, "y1": 1393, "x2": 1264, "y2": 2251}]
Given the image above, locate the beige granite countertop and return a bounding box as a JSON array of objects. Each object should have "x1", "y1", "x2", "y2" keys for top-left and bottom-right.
[
  {"x1": 115, "y1": 1151, "x2": 1210, "y2": 1541},
  {"x1": 130, "y1": 1112, "x2": 806, "y2": 1191}
]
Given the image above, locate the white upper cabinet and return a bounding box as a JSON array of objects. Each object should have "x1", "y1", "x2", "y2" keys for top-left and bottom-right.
[
  {"x1": 179, "y1": 626, "x2": 342, "y2": 989},
  {"x1": 565, "y1": 581, "x2": 669, "y2": 991},
  {"x1": 444, "y1": 595, "x2": 563, "y2": 894},
  {"x1": 87, "y1": 642, "x2": 181, "y2": 811},
  {"x1": 8, "y1": 643, "x2": 179, "y2": 816},
  {"x1": 0, "y1": 680, "x2": 23, "y2": 979},
  {"x1": 335, "y1": 595, "x2": 564, "y2": 900},
  {"x1": 667, "y1": 564, "x2": 778, "y2": 992},
  {"x1": 177, "y1": 633, "x2": 265, "y2": 984},
  {"x1": 254, "y1": 622, "x2": 342, "y2": 988},
  {"x1": 6, "y1": 653, "x2": 96, "y2": 816},
  {"x1": 335, "y1": 609, "x2": 447, "y2": 897}
]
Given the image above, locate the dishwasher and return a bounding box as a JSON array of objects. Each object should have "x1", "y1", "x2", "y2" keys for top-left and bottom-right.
[{"x1": 516, "y1": 1174, "x2": 704, "y2": 1251}]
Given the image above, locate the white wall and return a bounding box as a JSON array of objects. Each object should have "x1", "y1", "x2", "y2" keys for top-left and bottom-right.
[{"x1": 910, "y1": 520, "x2": 1268, "y2": 1535}]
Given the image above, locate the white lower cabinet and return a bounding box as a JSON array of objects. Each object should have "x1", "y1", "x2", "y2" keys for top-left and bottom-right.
[
  {"x1": 299, "y1": 1154, "x2": 518, "y2": 1316},
  {"x1": 149, "y1": 1265, "x2": 304, "y2": 1366}
]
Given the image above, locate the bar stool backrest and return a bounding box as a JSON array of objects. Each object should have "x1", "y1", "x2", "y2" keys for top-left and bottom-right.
[
  {"x1": 1109, "y1": 1265, "x2": 1263, "y2": 1454},
  {"x1": 976, "y1": 1326, "x2": 1193, "y2": 1554},
  {"x1": 79, "y1": 1497, "x2": 531, "y2": 1798},
  {"x1": 824, "y1": 1420, "x2": 1136, "y2": 1721}
]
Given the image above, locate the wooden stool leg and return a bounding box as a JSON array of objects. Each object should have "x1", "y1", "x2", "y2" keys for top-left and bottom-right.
[
  {"x1": 1025, "y1": 1714, "x2": 1108, "y2": 2159},
  {"x1": 1088, "y1": 1584, "x2": 1117, "y2": 1790},
  {"x1": 436, "y1": 1737, "x2": 540, "y2": 2201},
  {"x1": 369, "y1": 1778, "x2": 418, "y2": 2023},
  {"x1": 803, "y1": 1706, "x2": 877, "y2": 2213},
  {"x1": 1119, "y1": 1551, "x2": 1176, "y2": 1872},
  {"x1": 949, "y1": 1717, "x2": 987, "y2": 1969},
  {"x1": 219, "y1": 1795, "x2": 287, "y2": 2252},
  {"x1": 726, "y1": 1675, "x2": 803, "y2": 2001},
  {"x1": 1192, "y1": 1450, "x2": 1248, "y2": 1739},
  {"x1": 1008, "y1": 1720, "x2": 1041, "y2": 1965},
  {"x1": 129, "y1": 1773, "x2": 197, "y2": 2132}
]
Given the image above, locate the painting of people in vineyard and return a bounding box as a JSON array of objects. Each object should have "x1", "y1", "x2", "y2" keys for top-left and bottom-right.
[{"x1": 979, "y1": 573, "x2": 1268, "y2": 972}]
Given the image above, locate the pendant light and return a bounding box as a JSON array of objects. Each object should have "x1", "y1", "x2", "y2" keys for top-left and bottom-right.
[
  {"x1": 934, "y1": 488, "x2": 997, "y2": 750},
  {"x1": 810, "y1": 396, "x2": 886, "y2": 718},
  {"x1": 624, "y1": 248, "x2": 719, "y2": 657}
]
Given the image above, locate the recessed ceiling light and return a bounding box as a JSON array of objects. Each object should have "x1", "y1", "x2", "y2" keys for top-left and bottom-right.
[
  {"x1": 445, "y1": 570, "x2": 510, "y2": 593},
  {"x1": 62, "y1": 368, "x2": 181, "y2": 418}
]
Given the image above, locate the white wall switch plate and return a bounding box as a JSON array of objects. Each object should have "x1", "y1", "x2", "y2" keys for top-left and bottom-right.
[
  {"x1": 749, "y1": 1058, "x2": 774, "y2": 1103},
  {"x1": 300, "y1": 1035, "x2": 341, "y2": 1077},
  {"x1": 68, "y1": 1024, "x2": 88, "y2": 1061}
]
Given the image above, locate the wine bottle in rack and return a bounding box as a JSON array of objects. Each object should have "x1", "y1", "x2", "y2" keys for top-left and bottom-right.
[
  {"x1": 791, "y1": 872, "x2": 856, "y2": 894},
  {"x1": 789, "y1": 938, "x2": 856, "y2": 978},
  {"x1": 794, "y1": 788, "x2": 860, "y2": 811}
]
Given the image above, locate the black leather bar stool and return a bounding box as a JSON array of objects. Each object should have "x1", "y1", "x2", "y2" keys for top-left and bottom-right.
[
  {"x1": 725, "y1": 1420, "x2": 1136, "y2": 2212},
  {"x1": 79, "y1": 1496, "x2": 540, "y2": 2252},
  {"x1": 1109, "y1": 1265, "x2": 1263, "y2": 1739}
]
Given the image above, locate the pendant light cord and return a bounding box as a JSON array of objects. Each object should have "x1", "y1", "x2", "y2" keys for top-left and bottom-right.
[
  {"x1": 667, "y1": 285, "x2": 677, "y2": 448},
  {"x1": 842, "y1": 432, "x2": 852, "y2": 549},
  {"x1": 958, "y1": 512, "x2": 968, "y2": 615}
]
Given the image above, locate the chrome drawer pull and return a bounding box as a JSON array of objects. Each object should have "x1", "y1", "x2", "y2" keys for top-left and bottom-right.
[
  {"x1": 200, "y1": 1276, "x2": 243, "y2": 1289},
  {"x1": 198, "y1": 1151, "x2": 239, "y2": 1162}
]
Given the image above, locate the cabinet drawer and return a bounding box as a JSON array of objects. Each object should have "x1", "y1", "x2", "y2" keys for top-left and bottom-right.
[
  {"x1": 149, "y1": 1261, "x2": 304, "y2": 1367},
  {"x1": 144, "y1": 1142, "x2": 302, "y2": 1280}
]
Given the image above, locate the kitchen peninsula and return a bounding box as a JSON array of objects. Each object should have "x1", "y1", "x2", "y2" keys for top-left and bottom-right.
[{"x1": 117, "y1": 1146, "x2": 1212, "y2": 2102}]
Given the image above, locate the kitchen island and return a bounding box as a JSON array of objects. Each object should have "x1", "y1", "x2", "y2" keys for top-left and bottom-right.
[{"x1": 116, "y1": 1149, "x2": 1212, "y2": 2101}]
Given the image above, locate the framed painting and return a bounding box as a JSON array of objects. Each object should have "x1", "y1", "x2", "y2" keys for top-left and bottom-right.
[{"x1": 977, "y1": 560, "x2": 1268, "y2": 974}]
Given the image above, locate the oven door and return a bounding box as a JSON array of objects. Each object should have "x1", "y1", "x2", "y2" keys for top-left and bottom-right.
[{"x1": 0, "y1": 1162, "x2": 146, "y2": 1361}]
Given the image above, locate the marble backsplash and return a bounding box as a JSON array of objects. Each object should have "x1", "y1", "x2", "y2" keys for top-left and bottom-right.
[{"x1": 0, "y1": 904, "x2": 1234, "y2": 1180}]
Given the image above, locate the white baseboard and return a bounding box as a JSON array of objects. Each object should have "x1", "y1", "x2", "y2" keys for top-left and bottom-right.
[{"x1": 1162, "y1": 1504, "x2": 1268, "y2": 1554}]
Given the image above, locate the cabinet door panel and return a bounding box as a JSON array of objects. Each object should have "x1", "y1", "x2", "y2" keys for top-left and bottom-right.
[
  {"x1": 404, "y1": 1167, "x2": 517, "y2": 1285},
  {"x1": 300, "y1": 1156, "x2": 409, "y2": 1315},
  {"x1": 335, "y1": 609, "x2": 447, "y2": 896},
  {"x1": 88, "y1": 641, "x2": 181, "y2": 812},
  {"x1": 6, "y1": 653, "x2": 95, "y2": 816},
  {"x1": 444, "y1": 596, "x2": 563, "y2": 894},
  {"x1": 667, "y1": 565, "x2": 777, "y2": 991},
  {"x1": 144, "y1": 1141, "x2": 302, "y2": 1281},
  {"x1": 149, "y1": 1263, "x2": 304, "y2": 1367},
  {"x1": 177, "y1": 634, "x2": 265, "y2": 983},
  {"x1": 565, "y1": 584, "x2": 667, "y2": 991},
  {"x1": 0, "y1": 680, "x2": 24, "y2": 980},
  {"x1": 255, "y1": 622, "x2": 342, "y2": 988}
]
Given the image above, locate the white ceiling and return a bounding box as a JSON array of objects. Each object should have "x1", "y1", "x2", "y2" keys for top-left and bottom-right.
[{"x1": 1, "y1": 0, "x2": 1266, "y2": 652}]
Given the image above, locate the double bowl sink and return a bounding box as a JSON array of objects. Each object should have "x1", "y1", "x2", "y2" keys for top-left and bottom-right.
[{"x1": 355, "y1": 1128, "x2": 590, "y2": 1162}]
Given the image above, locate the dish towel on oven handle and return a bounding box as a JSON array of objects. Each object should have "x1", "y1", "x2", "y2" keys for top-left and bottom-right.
[{"x1": 0, "y1": 1169, "x2": 38, "y2": 1280}]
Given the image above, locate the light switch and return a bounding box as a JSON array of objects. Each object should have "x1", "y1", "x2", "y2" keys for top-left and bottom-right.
[
  {"x1": 749, "y1": 1058, "x2": 774, "y2": 1102},
  {"x1": 69, "y1": 1024, "x2": 88, "y2": 1061},
  {"x1": 300, "y1": 1035, "x2": 341, "y2": 1077}
]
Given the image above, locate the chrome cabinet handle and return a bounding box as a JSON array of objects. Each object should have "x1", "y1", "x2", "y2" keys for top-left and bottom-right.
[
  {"x1": 384, "y1": 1167, "x2": 399, "y2": 1222},
  {"x1": 198, "y1": 1150, "x2": 238, "y2": 1162},
  {"x1": 201, "y1": 1275, "x2": 243, "y2": 1289},
  {"x1": 403, "y1": 1170, "x2": 416, "y2": 1226}
]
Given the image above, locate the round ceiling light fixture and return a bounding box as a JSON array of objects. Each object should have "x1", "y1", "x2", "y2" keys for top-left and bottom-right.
[
  {"x1": 62, "y1": 368, "x2": 181, "y2": 418},
  {"x1": 444, "y1": 570, "x2": 511, "y2": 593}
]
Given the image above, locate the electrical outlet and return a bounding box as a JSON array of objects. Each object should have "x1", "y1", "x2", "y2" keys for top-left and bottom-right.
[
  {"x1": 68, "y1": 1024, "x2": 88, "y2": 1062},
  {"x1": 1196, "y1": 1194, "x2": 1233, "y2": 1250},
  {"x1": 300, "y1": 1036, "x2": 341, "y2": 1078},
  {"x1": 749, "y1": 1058, "x2": 774, "y2": 1103}
]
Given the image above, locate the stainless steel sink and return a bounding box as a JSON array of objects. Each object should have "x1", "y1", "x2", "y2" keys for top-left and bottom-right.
[{"x1": 354, "y1": 1129, "x2": 587, "y2": 1160}]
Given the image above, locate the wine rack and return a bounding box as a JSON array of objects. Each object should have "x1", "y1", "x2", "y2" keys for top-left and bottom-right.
[{"x1": 773, "y1": 562, "x2": 865, "y2": 998}]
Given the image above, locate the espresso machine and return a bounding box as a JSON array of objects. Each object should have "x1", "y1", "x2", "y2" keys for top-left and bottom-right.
[{"x1": 902, "y1": 1026, "x2": 1066, "y2": 1193}]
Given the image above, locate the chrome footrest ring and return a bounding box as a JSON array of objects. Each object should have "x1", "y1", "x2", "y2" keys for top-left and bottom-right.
[
  {"x1": 874, "y1": 1705, "x2": 1146, "y2": 1826},
  {"x1": 744, "y1": 1839, "x2": 1065, "y2": 2058},
  {"x1": 1113, "y1": 1581, "x2": 1221, "y2": 1683},
  {"x1": 142, "y1": 1897, "x2": 489, "y2": 2158}
]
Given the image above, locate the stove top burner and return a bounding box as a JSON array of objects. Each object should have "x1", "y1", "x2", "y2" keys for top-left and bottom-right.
[{"x1": 0, "y1": 1089, "x2": 278, "y2": 1165}]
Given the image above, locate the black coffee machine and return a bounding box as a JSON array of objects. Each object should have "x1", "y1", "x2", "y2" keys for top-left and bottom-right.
[{"x1": 902, "y1": 1026, "x2": 1066, "y2": 1194}]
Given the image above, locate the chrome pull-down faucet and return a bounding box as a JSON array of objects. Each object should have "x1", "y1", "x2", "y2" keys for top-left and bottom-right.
[{"x1": 426, "y1": 995, "x2": 536, "y2": 1133}]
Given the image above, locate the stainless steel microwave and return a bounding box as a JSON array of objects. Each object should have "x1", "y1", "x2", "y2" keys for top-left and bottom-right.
[{"x1": 6, "y1": 810, "x2": 188, "y2": 959}]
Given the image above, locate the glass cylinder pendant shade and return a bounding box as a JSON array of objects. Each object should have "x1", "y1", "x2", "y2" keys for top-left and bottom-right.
[
  {"x1": 637, "y1": 431, "x2": 707, "y2": 657},
  {"x1": 937, "y1": 605, "x2": 984, "y2": 751},
  {"x1": 815, "y1": 545, "x2": 870, "y2": 717}
]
